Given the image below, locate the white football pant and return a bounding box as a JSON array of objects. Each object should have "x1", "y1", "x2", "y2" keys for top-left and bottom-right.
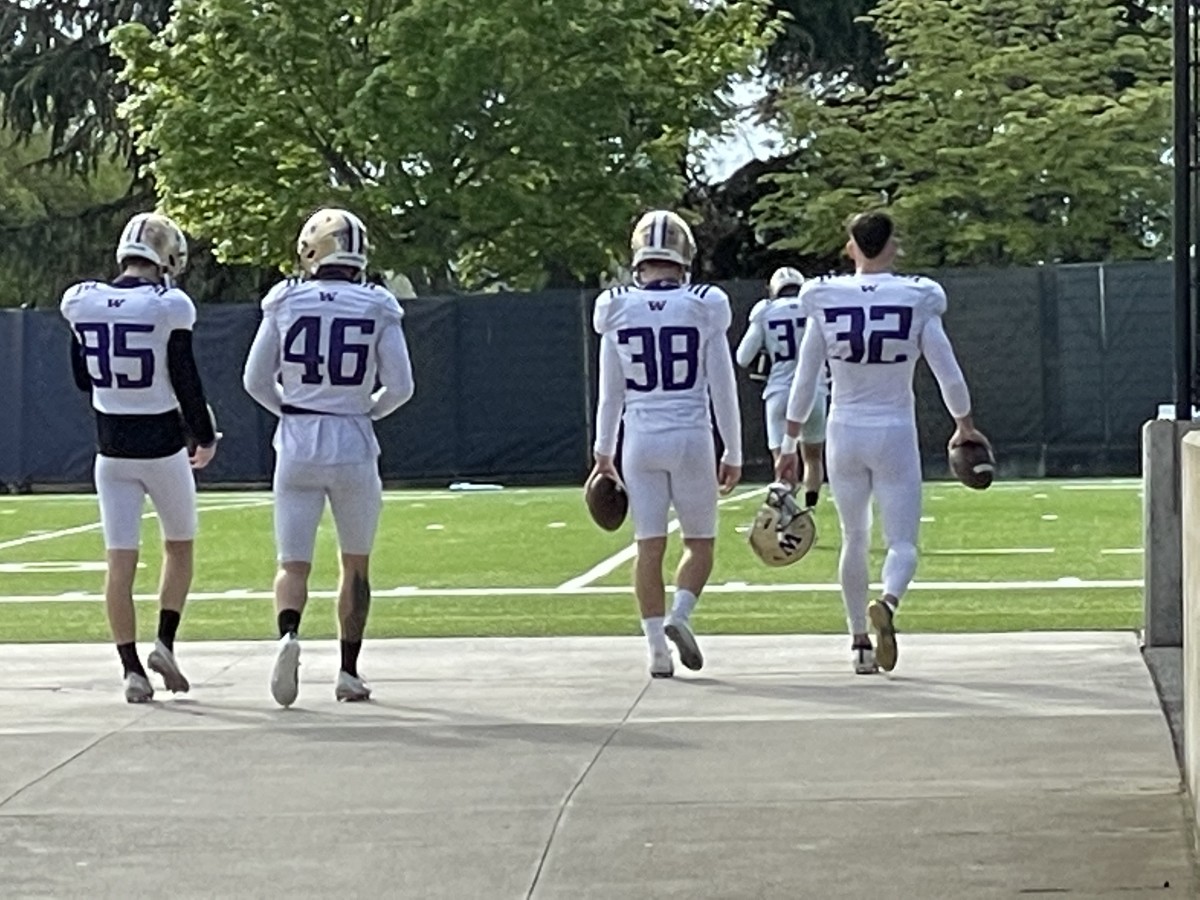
[
  {"x1": 273, "y1": 458, "x2": 383, "y2": 563},
  {"x1": 622, "y1": 427, "x2": 718, "y2": 540},
  {"x1": 95, "y1": 449, "x2": 197, "y2": 550},
  {"x1": 825, "y1": 417, "x2": 921, "y2": 635}
]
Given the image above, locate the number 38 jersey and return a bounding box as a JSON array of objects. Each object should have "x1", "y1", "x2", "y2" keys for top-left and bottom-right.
[
  {"x1": 593, "y1": 283, "x2": 731, "y2": 434},
  {"x1": 799, "y1": 272, "x2": 947, "y2": 425},
  {"x1": 60, "y1": 280, "x2": 196, "y2": 416}
]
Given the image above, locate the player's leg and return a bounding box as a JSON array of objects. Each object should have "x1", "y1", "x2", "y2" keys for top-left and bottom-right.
[
  {"x1": 269, "y1": 457, "x2": 327, "y2": 707},
  {"x1": 764, "y1": 392, "x2": 786, "y2": 466},
  {"x1": 142, "y1": 448, "x2": 197, "y2": 694},
  {"x1": 327, "y1": 460, "x2": 384, "y2": 701},
  {"x1": 799, "y1": 396, "x2": 828, "y2": 508},
  {"x1": 825, "y1": 419, "x2": 877, "y2": 674},
  {"x1": 623, "y1": 430, "x2": 674, "y2": 677},
  {"x1": 94, "y1": 455, "x2": 153, "y2": 702},
  {"x1": 666, "y1": 428, "x2": 720, "y2": 672},
  {"x1": 867, "y1": 421, "x2": 923, "y2": 673}
]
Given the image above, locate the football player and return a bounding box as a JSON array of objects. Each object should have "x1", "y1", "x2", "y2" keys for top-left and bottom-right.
[
  {"x1": 777, "y1": 211, "x2": 989, "y2": 674},
  {"x1": 591, "y1": 210, "x2": 742, "y2": 678},
  {"x1": 61, "y1": 213, "x2": 218, "y2": 703},
  {"x1": 735, "y1": 266, "x2": 827, "y2": 509},
  {"x1": 243, "y1": 208, "x2": 414, "y2": 707}
]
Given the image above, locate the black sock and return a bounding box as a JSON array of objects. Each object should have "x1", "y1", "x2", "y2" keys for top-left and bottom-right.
[
  {"x1": 340, "y1": 640, "x2": 362, "y2": 678},
  {"x1": 157, "y1": 609, "x2": 181, "y2": 651},
  {"x1": 277, "y1": 608, "x2": 301, "y2": 638},
  {"x1": 118, "y1": 642, "x2": 145, "y2": 678},
  {"x1": 804, "y1": 490, "x2": 819, "y2": 508}
]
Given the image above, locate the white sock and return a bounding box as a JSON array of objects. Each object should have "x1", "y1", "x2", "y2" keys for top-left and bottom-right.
[
  {"x1": 641, "y1": 616, "x2": 667, "y2": 651},
  {"x1": 670, "y1": 590, "x2": 698, "y2": 621}
]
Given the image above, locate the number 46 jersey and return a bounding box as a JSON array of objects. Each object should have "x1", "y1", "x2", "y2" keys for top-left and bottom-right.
[{"x1": 243, "y1": 278, "x2": 414, "y2": 464}]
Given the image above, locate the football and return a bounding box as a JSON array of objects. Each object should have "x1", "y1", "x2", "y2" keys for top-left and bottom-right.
[
  {"x1": 949, "y1": 440, "x2": 995, "y2": 490},
  {"x1": 584, "y1": 471, "x2": 628, "y2": 531}
]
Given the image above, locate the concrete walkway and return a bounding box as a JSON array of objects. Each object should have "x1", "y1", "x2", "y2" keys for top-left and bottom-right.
[{"x1": 0, "y1": 632, "x2": 1193, "y2": 898}]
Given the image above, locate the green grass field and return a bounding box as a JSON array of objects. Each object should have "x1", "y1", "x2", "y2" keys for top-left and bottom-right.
[{"x1": 0, "y1": 479, "x2": 1143, "y2": 642}]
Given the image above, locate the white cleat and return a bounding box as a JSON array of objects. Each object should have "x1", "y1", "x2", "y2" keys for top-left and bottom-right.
[
  {"x1": 853, "y1": 643, "x2": 879, "y2": 675},
  {"x1": 270, "y1": 634, "x2": 301, "y2": 708},
  {"x1": 664, "y1": 617, "x2": 704, "y2": 671},
  {"x1": 147, "y1": 640, "x2": 190, "y2": 694},
  {"x1": 124, "y1": 672, "x2": 154, "y2": 704},
  {"x1": 649, "y1": 646, "x2": 674, "y2": 679},
  {"x1": 335, "y1": 671, "x2": 372, "y2": 702}
]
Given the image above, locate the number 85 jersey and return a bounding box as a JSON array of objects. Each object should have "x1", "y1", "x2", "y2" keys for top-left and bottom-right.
[{"x1": 60, "y1": 280, "x2": 196, "y2": 415}]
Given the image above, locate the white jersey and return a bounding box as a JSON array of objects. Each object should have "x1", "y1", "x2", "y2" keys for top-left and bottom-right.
[
  {"x1": 260, "y1": 278, "x2": 404, "y2": 414},
  {"x1": 744, "y1": 297, "x2": 829, "y2": 400},
  {"x1": 60, "y1": 279, "x2": 196, "y2": 415},
  {"x1": 594, "y1": 283, "x2": 729, "y2": 432},
  {"x1": 243, "y1": 278, "x2": 414, "y2": 466},
  {"x1": 792, "y1": 272, "x2": 961, "y2": 427}
]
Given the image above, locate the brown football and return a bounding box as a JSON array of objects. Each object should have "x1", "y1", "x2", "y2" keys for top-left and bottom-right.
[
  {"x1": 949, "y1": 440, "x2": 995, "y2": 490},
  {"x1": 585, "y1": 472, "x2": 628, "y2": 531}
]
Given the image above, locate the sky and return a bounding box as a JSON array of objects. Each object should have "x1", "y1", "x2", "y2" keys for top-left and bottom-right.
[{"x1": 699, "y1": 78, "x2": 784, "y2": 182}]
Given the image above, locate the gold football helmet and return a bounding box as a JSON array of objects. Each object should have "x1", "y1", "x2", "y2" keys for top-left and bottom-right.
[
  {"x1": 630, "y1": 210, "x2": 696, "y2": 272},
  {"x1": 768, "y1": 266, "x2": 805, "y2": 299},
  {"x1": 115, "y1": 213, "x2": 188, "y2": 276},
  {"x1": 748, "y1": 482, "x2": 817, "y2": 567},
  {"x1": 297, "y1": 208, "x2": 370, "y2": 277}
]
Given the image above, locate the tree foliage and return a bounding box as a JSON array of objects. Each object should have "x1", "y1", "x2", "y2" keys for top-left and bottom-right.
[
  {"x1": 755, "y1": 0, "x2": 1172, "y2": 269},
  {"x1": 762, "y1": 1, "x2": 884, "y2": 93},
  {"x1": 114, "y1": 0, "x2": 774, "y2": 291}
]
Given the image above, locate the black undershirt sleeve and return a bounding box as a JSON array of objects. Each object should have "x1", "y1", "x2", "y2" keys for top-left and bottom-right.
[
  {"x1": 166, "y1": 329, "x2": 215, "y2": 446},
  {"x1": 69, "y1": 335, "x2": 92, "y2": 393}
]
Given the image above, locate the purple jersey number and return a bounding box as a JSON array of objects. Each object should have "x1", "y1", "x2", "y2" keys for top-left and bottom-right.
[
  {"x1": 824, "y1": 305, "x2": 912, "y2": 364},
  {"x1": 767, "y1": 317, "x2": 807, "y2": 363},
  {"x1": 617, "y1": 325, "x2": 700, "y2": 392},
  {"x1": 75, "y1": 322, "x2": 156, "y2": 389},
  {"x1": 283, "y1": 316, "x2": 376, "y2": 386}
]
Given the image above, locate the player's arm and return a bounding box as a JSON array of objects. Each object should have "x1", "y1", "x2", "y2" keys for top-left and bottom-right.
[
  {"x1": 920, "y1": 315, "x2": 987, "y2": 446},
  {"x1": 164, "y1": 295, "x2": 216, "y2": 448},
  {"x1": 706, "y1": 337, "x2": 742, "y2": 465},
  {"x1": 369, "y1": 318, "x2": 415, "y2": 420},
  {"x1": 734, "y1": 302, "x2": 766, "y2": 368},
  {"x1": 782, "y1": 318, "x2": 827, "y2": 446},
  {"x1": 242, "y1": 314, "x2": 285, "y2": 417},
  {"x1": 68, "y1": 335, "x2": 91, "y2": 393},
  {"x1": 592, "y1": 333, "x2": 625, "y2": 477}
]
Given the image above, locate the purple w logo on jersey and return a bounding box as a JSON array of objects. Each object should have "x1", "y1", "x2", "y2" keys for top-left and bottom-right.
[
  {"x1": 860, "y1": 285, "x2": 877, "y2": 292},
  {"x1": 107, "y1": 298, "x2": 124, "y2": 308},
  {"x1": 648, "y1": 300, "x2": 666, "y2": 311}
]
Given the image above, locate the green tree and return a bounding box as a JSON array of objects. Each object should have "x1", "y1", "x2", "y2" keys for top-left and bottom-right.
[
  {"x1": 755, "y1": 0, "x2": 1171, "y2": 269},
  {"x1": 113, "y1": 0, "x2": 774, "y2": 292}
]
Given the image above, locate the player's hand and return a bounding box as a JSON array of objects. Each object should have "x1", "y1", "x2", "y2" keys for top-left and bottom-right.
[
  {"x1": 948, "y1": 425, "x2": 990, "y2": 451},
  {"x1": 590, "y1": 454, "x2": 622, "y2": 487},
  {"x1": 190, "y1": 443, "x2": 216, "y2": 470},
  {"x1": 775, "y1": 452, "x2": 799, "y2": 485},
  {"x1": 718, "y1": 463, "x2": 741, "y2": 496}
]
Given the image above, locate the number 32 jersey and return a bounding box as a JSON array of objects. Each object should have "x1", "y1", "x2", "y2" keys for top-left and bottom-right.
[
  {"x1": 796, "y1": 272, "x2": 949, "y2": 426},
  {"x1": 60, "y1": 280, "x2": 197, "y2": 415}
]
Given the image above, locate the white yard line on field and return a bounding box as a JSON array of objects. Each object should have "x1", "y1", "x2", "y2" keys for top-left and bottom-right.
[
  {"x1": 0, "y1": 577, "x2": 1144, "y2": 604},
  {"x1": 555, "y1": 488, "x2": 757, "y2": 591},
  {"x1": 0, "y1": 498, "x2": 272, "y2": 552},
  {"x1": 924, "y1": 548, "x2": 1055, "y2": 556}
]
